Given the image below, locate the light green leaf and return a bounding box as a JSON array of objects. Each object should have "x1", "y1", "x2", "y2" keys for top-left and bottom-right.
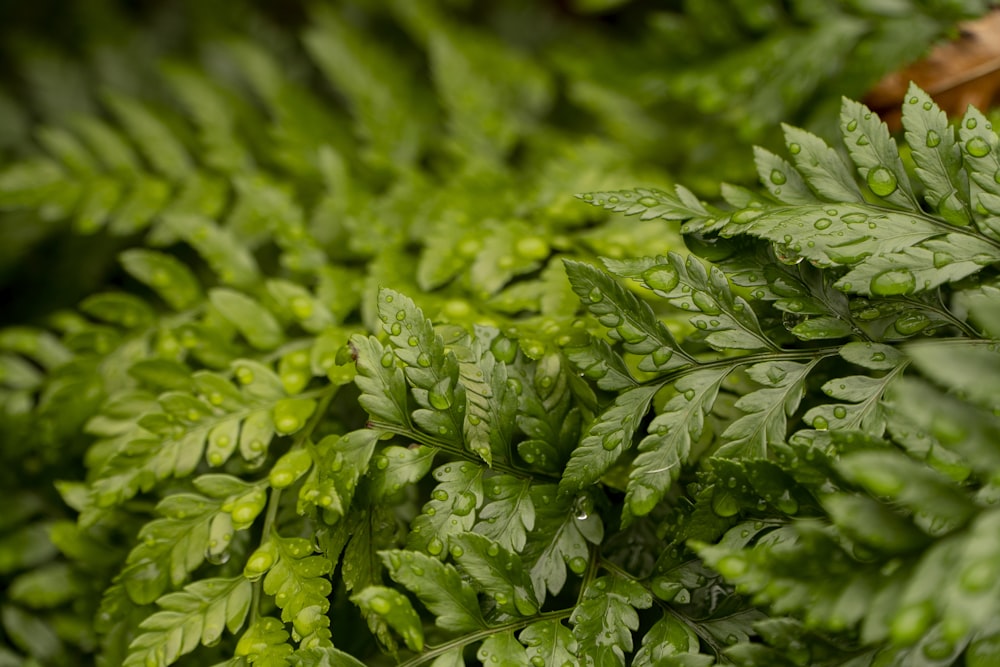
[
  {"x1": 209, "y1": 288, "x2": 284, "y2": 351},
  {"x1": 782, "y1": 123, "x2": 865, "y2": 203},
  {"x1": 477, "y1": 630, "x2": 531, "y2": 667},
  {"x1": 381, "y1": 549, "x2": 487, "y2": 633},
  {"x1": 519, "y1": 620, "x2": 577, "y2": 667},
  {"x1": 120, "y1": 249, "x2": 202, "y2": 311},
  {"x1": 609, "y1": 253, "x2": 775, "y2": 352},
  {"x1": 570, "y1": 575, "x2": 653, "y2": 667},
  {"x1": 559, "y1": 384, "x2": 660, "y2": 495},
  {"x1": 452, "y1": 533, "x2": 538, "y2": 616},
  {"x1": 627, "y1": 367, "x2": 730, "y2": 518},
  {"x1": 474, "y1": 475, "x2": 535, "y2": 553},
  {"x1": 351, "y1": 586, "x2": 424, "y2": 652},
  {"x1": 754, "y1": 145, "x2": 818, "y2": 205},
  {"x1": 408, "y1": 462, "x2": 484, "y2": 557},
  {"x1": 841, "y1": 97, "x2": 920, "y2": 211},
  {"x1": 718, "y1": 359, "x2": 819, "y2": 458},
  {"x1": 565, "y1": 259, "x2": 692, "y2": 369},
  {"x1": 124, "y1": 577, "x2": 251, "y2": 667},
  {"x1": 633, "y1": 614, "x2": 701, "y2": 666}
]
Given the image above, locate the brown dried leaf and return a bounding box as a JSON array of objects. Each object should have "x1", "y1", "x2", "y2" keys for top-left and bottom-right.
[{"x1": 866, "y1": 9, "x2": 1000, "y2": 130}]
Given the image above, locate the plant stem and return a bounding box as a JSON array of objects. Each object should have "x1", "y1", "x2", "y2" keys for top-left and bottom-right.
[{"x1": 395, "y1": 608, "x2": 575, "y2": 667}]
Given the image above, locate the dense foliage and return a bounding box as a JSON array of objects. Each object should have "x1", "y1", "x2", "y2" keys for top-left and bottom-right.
[{"x1": 1, "y1": 1, "x2": 999, "y2": 666}]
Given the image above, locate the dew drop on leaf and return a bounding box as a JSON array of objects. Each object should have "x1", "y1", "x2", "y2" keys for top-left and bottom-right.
[
  {"x1": 866, "y1": 167, "x2": 898, "y2": 197},
  {"x1": 426, "y1": 538, "x2": 444, "y2": 556},
  {"x1": 847, "y1": 119, "x2": 858, "y2": 131},
  {"x1": 638, "y1": 196, "x2": 659, "y2": 207},
  {"x1": 813, "y1": 217, "x2": 832, "y2": 230},
  {"x1": 452, "y1": 491, "x2": 477, "y2": 516},
  {"x1": 769, "y1": 169, "x2": 787, "y2": 185},
  {"x1": 967, "y1": 117, "x2": 978, "y2": 129},
  {"x1": 789, "y1": 142, "x2": 801, "y2": 154},
  {"x1": 895, "y1": 312, "x2": 930, "y2": 335},
  {"x1": 966, "y1": 137, "x2": 992, "y2": 157},
  {"x1": 642, "y1": 265, "x2": 679, "y2": 292},
  {"x1": 833, "y1": 406, "x2": 847, "y2": 419},
  {"x1": 205, "y1": 548, "x2": 230, "y2": 565},
  {"x1": 374, "y1": 455, "x2": 389, "y2": 470},
  {"x1": 925, "y1": 130, "x2": 941, "y2": 147},
  {"x1": 869, "y1": 268, "x2": 915, "y2": 296},
  {"x1": 588, "y1": 287, "x2": 603, "y2": 303},
  {"x1": 568, "y1": 557, "x2": 588, "y2": 574},
  {"x1": 416, "y1": 353, "x2": 432, "y2": 367}
]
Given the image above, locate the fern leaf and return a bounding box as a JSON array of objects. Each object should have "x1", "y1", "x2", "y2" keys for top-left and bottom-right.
[
  {"x1": 901, "y1": 83, "x2": 970, "y2": 224},
  {"x1": 753, "y1": 145, "x2": 819, "y2": 206},
  {"x1": 378, "y1": 288, "x2": 465, "y2": 444},
  {"x1": 570, "y1": 574, "x2": 652, "y2": 667},
  {"x1": 474, "y1": 474, "x2": 535, "y2": 553},
  {"x1": 519, "y1": 619, "x2": 577, "y2": 666},
  {"x1": 262, "y1": 535, "x2": 333, "y2": 646},
  {"x1": 559, "y1": 383, "x2": 660, "y2": 495},
  {"x1": 124, "y1": 577, "x2": 251, "y2": 667},
  {"x1": 455, "y1": 330, "x2": 517, "y2": 465},
  {"x1": 408, "y1": 462, "x2": 484, "y2": 557},
  {"x1": 608, "y1": 253, "x2": 776, "y2": 352},
  {"x1": 565, "y1": 259, "x2": 692, "y2": 370},
  {"x1": 717, "y1": 359, "x2": 821, "y2": 459},
  {"x1": 352, "y1": 334, "x2": 411, "y2": 428},
  {"x1": 351, "y1": 586, "x2": 424, "y2": 653},
  {"x1": 633, "y1": 614, "x2": 704, "y2": 667},
  {"x1": 380, "y1": 549, "x2": 487, "y2": 633},
  {"x1": 841, "y1": 97, "x2": 921, "y2": 211},
  {"x1": 235, "y1": 616, "x2": 294, "y2": 666},
  {"x1": 452, "y1": 533, "x2": 538, "y2": 616},
  {"x1": 120, "y1": 249, "x2": 203, "y2": 311},
  {"x1": 626, "y1": 367, "x2": 730, "y2": 518},
  {"x1": 477, "y1": 630, "x2": 532, "y2": 666},
  {"x1": 522, "y1": 484, "x2": 603, "y2": 601}
]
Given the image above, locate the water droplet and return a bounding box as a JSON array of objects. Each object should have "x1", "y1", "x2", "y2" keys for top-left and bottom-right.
[
  {"x1": 967, "y1": 117, "x2": 978, "y2": 129},
  {"x1": 573, "y1": 495, "x2": 593, "y2": 520},
  {"x1": 588, "y1": 287, "x2": 603, "y2": 303},
  {"x1": 813, "y1": 416, "x2": 829, "y2": 430},
  {"x1": 856, "y1": 135, "x2": 869, "y2": 146},
  {"x1": 866, "y1": 167, "x2": 898, "y2": 197},
  {"x1": 769, "y1": 169, "x2": 787, "y2": 185},
  {"x1": 895, "y1": 312, "x2": 930, "y2": 335},
  {"x1": 449, "y1": 544, "x2": 464, "y2": 559},
  {"x1": 712, "y1": 492, "x2": 740, "y2": 517},
  {"x1": 833, "y1": 406, "x2": 847, "y2": 419},
  {"x1": 380, "y1": 351, "x2": 395, "y2": 368},
  {"x1": 205, "y1": 548, "x2": 230, "y2": 565},
  {"x1": 847, "y1": 119, "x2": 858, "y2": 132},
  {"x1": 407, "y1": 336, "x2": 419, "y2": 347},
  {"x1": 390, "y1": 322, "x2": 402, "y2": 336},
  {"x1": 416, "y1": 353, "x2": 432, "y2": 367},
  {"x1": 926, "y1": 130, "x2": 941, "y2": 147},
  {"x1": 452, "y1": 491, "x2": 477, "y2": 516},
  {"x1": 429, "y1": 389, "x2": 452, "y2": 411},
  {"x1": 568, "y1": 557, "x2": 588, "y2": 574},
  {"x1": 531, "y1": 657, "x2": 546, "y2": 667},
  {"x1": 731, "y1": 208, "x2": 764, "y2": 224},
  {"x1": 374, "y1": 455, "x2": 389, "y2": 470},
  {"x1": 427, "y1": 538, "x2": 444, "y2": 556},
  {"x1": 642, "y1": 265, "x2": 679, "y2": 292},
  {"x1": 966, "y1": 137, "x2": 991, "y2": 157},
  {"x1": 813, "y1": 217, "x2": 832, "y2": 230},
  {"x1": 651, "y1": 347, "x2": 672, "y2": 366},
  {"x1": 692, "y1": 291, "x2": 721, "y2": 315},
  {"x1": 789, "y1": 142, "x2": 801, "y2": 154},
  {"x1": 870, "y1": 268, "x2": 916, "y2": 296}
]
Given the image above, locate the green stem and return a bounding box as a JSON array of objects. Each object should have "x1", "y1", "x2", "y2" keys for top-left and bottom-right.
[
  {"x1": 396, "y1": 608, "x2": 575, "y2": 667},
  {"x1": 367, "y1": 420, "x2": 561, "y2": 483}
]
